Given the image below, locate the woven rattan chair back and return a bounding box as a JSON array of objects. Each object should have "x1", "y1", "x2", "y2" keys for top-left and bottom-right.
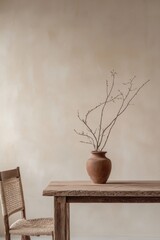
[{"x1": 0, "y1": 167, "x2": 25, "y2": 217}]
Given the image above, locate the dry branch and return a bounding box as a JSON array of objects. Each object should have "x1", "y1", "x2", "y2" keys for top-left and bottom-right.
[{"x1": 75, "y1": 71, "x2": 150, "y2": 151}]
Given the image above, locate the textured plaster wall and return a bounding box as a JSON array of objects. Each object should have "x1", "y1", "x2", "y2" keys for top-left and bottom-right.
[{"x1": 0, "y1": 0, "x2": 160, "y2": 238}]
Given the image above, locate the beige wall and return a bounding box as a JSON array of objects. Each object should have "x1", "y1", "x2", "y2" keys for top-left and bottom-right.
[{"x1": 0, "y1": 0, "x2": 160, "y2": 238}]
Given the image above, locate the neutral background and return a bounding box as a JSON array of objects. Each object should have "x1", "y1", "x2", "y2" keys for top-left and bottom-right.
[{"x1": 0, "y1": 0, "x2": 160, "y2": 239}]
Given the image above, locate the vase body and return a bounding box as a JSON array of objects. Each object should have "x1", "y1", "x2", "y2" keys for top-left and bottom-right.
[{"x1": 86, "y1": 151, "x2": 112, "y2": 184}]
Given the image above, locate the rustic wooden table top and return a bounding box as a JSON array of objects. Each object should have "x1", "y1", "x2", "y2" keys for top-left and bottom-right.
[
  {"x1": 43, "y1": 181, "x2": 160, "y2": 240},
  {"x1": 43, "y1": 180, "x2": 160, "y2": 197}
]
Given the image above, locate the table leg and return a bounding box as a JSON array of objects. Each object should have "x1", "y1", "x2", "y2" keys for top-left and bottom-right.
[
  {"x1": 54, "y1": 197, "x2": 70, "y2": 240},
  {"x1": 66, "y1": 202, "x2": 70, "y2": 240}
]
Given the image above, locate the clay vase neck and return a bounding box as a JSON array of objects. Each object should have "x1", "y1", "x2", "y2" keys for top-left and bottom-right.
[
  {"x1": 86, "y1": 151, "x2": 112, "y2": 184},
  {"x1": 91, "y1": 151, "x2": 107, "y2": 158}
]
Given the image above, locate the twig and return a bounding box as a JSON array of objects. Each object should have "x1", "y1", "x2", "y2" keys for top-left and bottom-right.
[
  {"x1": 97, "y1": 70, "x2": 117, "y2": 148},
  {"x1": 75, "y1": 71, "x2": 150, "y2": 151},
  {"x1": 100, "y1": 79, "x2": 150, "y2": 150}
]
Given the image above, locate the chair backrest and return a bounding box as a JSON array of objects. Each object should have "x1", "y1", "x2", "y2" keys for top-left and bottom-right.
[{"x1": 0, "y1": 167, "x2": 26, "y2": 218}]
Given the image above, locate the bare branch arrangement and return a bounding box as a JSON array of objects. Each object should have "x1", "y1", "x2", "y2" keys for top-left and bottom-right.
[{"x1": 74, "y1": 70, "x2": 150, "y2": 151}]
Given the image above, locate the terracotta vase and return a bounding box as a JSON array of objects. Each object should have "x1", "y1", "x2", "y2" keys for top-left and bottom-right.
[{"x1": 86, "y1": 151, "x2": 112, "y2": 184}]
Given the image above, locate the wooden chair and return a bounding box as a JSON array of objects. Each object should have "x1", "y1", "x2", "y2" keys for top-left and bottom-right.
[{"x1": 0, "y1": 167, "x2": 54, "y2": 240}]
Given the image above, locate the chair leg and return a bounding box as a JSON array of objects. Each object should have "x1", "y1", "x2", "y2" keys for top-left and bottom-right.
[
  {"x1": 52, "y1": 232, "x2": 54, "y2": 240},
  {"x1": 5, "y1": 233, "x2": 10, "y2": 240},
  {"x1": 21, "y1": 236, "x2": 31, "y2": 240}
]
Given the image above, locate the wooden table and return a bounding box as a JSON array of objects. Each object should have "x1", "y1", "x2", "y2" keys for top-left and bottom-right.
[{"x1": 43, "y1": 181, "x2": 160, "y2": 240}]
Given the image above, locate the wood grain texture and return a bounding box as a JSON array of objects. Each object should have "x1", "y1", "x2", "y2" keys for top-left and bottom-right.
[
  {"x1": 43, "y1": 181, "x2": 160, "y2": 198},
  {"x1": 44, "y1": 180, "x2": 160, "y2": 240},
  {"x1": 54, "y1": 197, "x2": 67, "y2": 240},
  {"x1": 66, "y1": 196, "x2": 160, "y2": 203},
  {"x1": 0, "y1": 167, "x2": 19, "y2": 181},
  {"x1": 66, "y1": 203, "x2": 70, "y2": 240},
  {"x1": 54, "y1": 199, "x2": 70, "y2": 240}
]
